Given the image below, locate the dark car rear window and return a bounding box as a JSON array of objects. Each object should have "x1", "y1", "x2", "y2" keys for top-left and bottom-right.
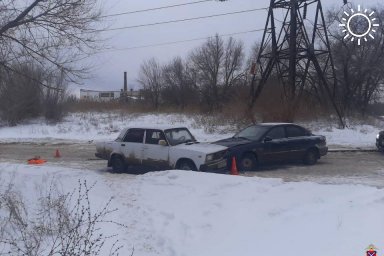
[
  {"x1": 286, "y1": 126, "x2": 308, "y2": 137},
  {"x1": 234, "y1": 126, "x2": 269, "y2": 141},
  {"x1": 265, "y1": 126, "x2": 286, "y2": 139}
]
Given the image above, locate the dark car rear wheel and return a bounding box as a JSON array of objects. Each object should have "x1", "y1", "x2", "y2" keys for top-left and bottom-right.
[
  {"x1": 177, "y1": 160, "x2": 197, "y2": 171},
  {"x1": 111, "y1": 155, "x2": 126, "y2": 173},
  {"x1": 239, "y1": 153, "x2": 257, "y2": 172},
  {"x1": 303, "y1": 149, "x2": 318, "y2": 165}
]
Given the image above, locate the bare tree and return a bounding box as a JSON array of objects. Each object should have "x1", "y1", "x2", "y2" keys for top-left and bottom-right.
[
  {"x1": 189, "y1": 35, "x2": 244, "y2": 111},
  {"x1": 189, "y1": 35, "x2": 223, "y2": 110},
  {"x1": 0, "y1": 0, "x2": 104, "y2": 85},
  {"x1": 162, "y1": 57, "x2": 198, "y2": 109},
  {"x1": 0, "y1": 62, "x2": 43, "y2": 125},
  {"x1": 43, "y1": 69, "x2": 68, "y2": 122},
  {"x1": 0, "y1": 62, "x2": 69, "y2": 125},
  {"x1": 137, "y1": 58, "x2": 163, "y2": 109},
  {"x1": 222, "y1": 37, "x2": 245, "y2": 100}
]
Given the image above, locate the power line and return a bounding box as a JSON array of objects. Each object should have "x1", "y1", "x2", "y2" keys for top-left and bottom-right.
[
  {"x1": 101, "y1": 0, "x2": 213, "y2": 18},
  {"x1": 97, "y1": 8, "x2": 268, "y2": 33},
  {"x1": 103, "y1": 28, "x2": 264, "y2": 52}
]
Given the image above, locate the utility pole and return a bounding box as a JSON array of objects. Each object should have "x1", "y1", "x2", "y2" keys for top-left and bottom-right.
[
  {"x1": 289, "y1": 0, "x2": 297, "y2": 100},
  {"x1": 249, "y1": 0, "x2": 345, "y2": 127}
]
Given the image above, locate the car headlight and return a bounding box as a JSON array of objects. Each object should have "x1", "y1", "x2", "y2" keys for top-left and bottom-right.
[
  {"x1": 206, "y1": 154, "x2": 214, "y2": 162},
  {"x1": 377, "y1": 134, "x2": 380, "y2": 139}
]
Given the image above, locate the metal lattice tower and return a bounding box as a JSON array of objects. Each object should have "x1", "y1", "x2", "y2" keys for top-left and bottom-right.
[{"x1": 250, "y1": 0, "x2": 344, "y2": 126}]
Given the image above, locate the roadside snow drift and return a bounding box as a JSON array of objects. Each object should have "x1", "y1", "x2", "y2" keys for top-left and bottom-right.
[
  {"x1": 0, "y1": 163, "x2": 382, "y2": 256},
  {"x1": 0, "y1": 112, "x2": 380, "y2": 148}
]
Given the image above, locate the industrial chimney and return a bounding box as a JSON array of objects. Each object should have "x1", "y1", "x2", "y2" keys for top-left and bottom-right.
[{"x1": 123, "y1": 71, "x2": 127, "y2": 92}]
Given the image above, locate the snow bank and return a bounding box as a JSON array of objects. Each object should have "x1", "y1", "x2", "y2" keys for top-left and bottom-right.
[
  {"x1": 315, "y1": 124, "x2": 379, "y2": 148},
  {"x1": 0, "y1": 163, "x2": 382, "y2": 256},
  {"x1": 0, "y1": 112, "x2": 381, "y2": 148},
  {"x1": 0, "y1": 112, "x2": 230, "y2": 143}
]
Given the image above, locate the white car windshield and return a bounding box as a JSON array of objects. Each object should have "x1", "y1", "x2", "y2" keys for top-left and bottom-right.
[
  {"x1": 164, "y1": 128, "x2": 195, "y2": 146},
  {"x1": 115, "y1": 128, "x2": 128, "y2": 142}
]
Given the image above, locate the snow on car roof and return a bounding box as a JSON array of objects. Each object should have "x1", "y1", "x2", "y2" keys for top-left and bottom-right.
[
  {"x1": 124, "y1": 125, "x2": 188, "y2": 131},
  {"x1": 258, "y1": 122, "x2": 294, "y2": 126}
]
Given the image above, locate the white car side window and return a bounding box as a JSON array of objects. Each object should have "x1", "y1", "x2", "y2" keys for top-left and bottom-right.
[{"x1": 124, "y1": 129, "x2": 145, "y2": 143}]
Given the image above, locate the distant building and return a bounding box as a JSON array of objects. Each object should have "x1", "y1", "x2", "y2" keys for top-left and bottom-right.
[
  {"x1": 121, "y1": 88, "x2": 143, "y2": 101},
  {"x1": 79, "y1": 88, "x2": 142, "y2": 102},
  {"x1": 80, "y1": 89, "x2": 120, "y2": 101},
  {"x1": 80, "y1": 72, "x2": 143, "y2": 102}
]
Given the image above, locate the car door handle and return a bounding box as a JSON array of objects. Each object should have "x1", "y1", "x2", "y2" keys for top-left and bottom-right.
[{"x1": 121, "y1": 144, "x2": 125, "y2": 146}]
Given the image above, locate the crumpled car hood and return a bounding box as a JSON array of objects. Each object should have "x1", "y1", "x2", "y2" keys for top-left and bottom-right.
[
  {"x1": 213, "y1": 138, "x2": 253, "y2": 148},
  {"x1": 173, "y1": 142, "x2": 227, "y2": 154}
]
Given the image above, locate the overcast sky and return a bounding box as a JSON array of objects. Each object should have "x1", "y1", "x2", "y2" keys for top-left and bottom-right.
[{"x1": 73, "y1": 0, "x2": 382, "y2": 94}]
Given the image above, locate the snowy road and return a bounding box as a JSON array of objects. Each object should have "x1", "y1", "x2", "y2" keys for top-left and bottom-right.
[{"x1": 1, "y1": 142, "x2": 383, "y2": 187}]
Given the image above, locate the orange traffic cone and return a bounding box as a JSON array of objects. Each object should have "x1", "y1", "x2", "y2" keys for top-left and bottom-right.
[
  {"x1": 54, "y1": 149, "x2": 61, "y2": 158},
  {"x1": 230, "y1": 156, "x2": 239, "y2": 175}
]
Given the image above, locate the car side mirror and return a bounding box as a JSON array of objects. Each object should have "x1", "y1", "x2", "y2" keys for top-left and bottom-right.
[
  {"x1": 158, "y1": 140, "x2": 168, "y2": 146},
  {"x1": 263, "y1": 137, "x2": 272, "y2": 143}
]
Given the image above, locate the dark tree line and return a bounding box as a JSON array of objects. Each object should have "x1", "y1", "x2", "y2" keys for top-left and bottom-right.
[
  {"x1": 0, "y1": 0, "x2": 104, "y2": 125},
  {"x1": 0, "y1": 62, "x2": 68, "y2": 125},
  {"x1": 327, "y1": 5, "x2": 384, "y2": 116},
  {"x1": 0, "y1": 0, "x2": 103, "y2": 83},
  {"x1": 138, "y1": 35, "x2": 249, "y2": 112},
  {"x1": 138, "y1": 5, "x2": 384, "y2": 123},
  {"x1": 1, "y1": 2, "x2": 383, "y2": 124}
]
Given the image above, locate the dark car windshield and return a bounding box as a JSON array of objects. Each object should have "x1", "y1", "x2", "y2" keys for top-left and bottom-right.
[
  {"x1": 164, "y1": 128, "x2": 196, "y2": 146},
  {"x1": 234, "y1": 125, "x2": 270, "y2": 141}
]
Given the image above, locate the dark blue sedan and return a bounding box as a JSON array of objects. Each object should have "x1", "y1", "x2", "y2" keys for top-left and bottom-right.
[{"x1": 214, "y1": 123, "x2": 328, "y2": 172}]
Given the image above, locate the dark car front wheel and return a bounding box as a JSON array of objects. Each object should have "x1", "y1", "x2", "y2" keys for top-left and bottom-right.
[
  {"x1": 239, "y1": 153, "x2": 257, "y2": 172},
  {"x1": 303, "y1": 149, "x2": 318, "y2": 165}
]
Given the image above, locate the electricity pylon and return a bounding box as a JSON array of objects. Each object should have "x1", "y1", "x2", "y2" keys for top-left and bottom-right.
[{"x1": 250, "y1": 0, "x2": 344, "y2": 127}]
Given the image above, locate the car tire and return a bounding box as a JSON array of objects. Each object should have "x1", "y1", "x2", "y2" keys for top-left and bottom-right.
[
  {"x1": 303, "y1": 149, "x2": 318, "y2": 165},
  {"x1": 111, "y1": 155, "x2": 126, "y2": 173},
  {"x1": 177, "y1": 160, "x2": 197, "y2": 171},
  {"x1": 239, "y1": 153, "x2": 257, "y2": 172},
  {"x1": 379, "y1": 137, "x2": 384, "y2": 151}
]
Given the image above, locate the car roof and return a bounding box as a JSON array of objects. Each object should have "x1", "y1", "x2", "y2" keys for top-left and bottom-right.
[
  {"x1": 124, "y1": 126, "x2": 188, "y2": 131},
  {"x1": 257, "y1": 122, "x2": 295, "y2": 126}
]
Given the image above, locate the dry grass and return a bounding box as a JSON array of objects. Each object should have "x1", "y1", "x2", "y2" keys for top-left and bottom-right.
[
  {"x1": 64, "y1": 84, "x2": 342, "y2": 128},
  {"x1": 0, "y1": 179, "x2": 125, "y2": 256}
]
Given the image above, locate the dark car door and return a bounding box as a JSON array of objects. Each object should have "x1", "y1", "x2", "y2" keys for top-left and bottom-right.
[
  {"x1": 261, "y1": 126, "x2": 289, "y2": 162},
  {"x1": 284, "y1": 125, "x2": 311, "y2": 159}
]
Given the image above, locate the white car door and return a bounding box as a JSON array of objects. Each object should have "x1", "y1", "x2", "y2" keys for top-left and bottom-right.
[
  {"x1": 142, "y1": 129, "x2": 170, "y2": 169},
  {"x1": 121, "y1": 128, "x2": 145, "y2": 165}
]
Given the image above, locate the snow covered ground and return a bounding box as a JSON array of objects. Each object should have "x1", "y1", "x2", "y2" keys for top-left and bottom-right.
[
  {"x1": 0, "y1": 163, "x2": 383, "y2": 256},
  {"x1": 0, "y1": 112, "x2": 383, "y2": 255},
  {"x1": 0, "y1": 112, "x2": 381, "y2": 148},
  {"x1": 0, "y1": 112, "x2": 230, "y2": 143}
]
